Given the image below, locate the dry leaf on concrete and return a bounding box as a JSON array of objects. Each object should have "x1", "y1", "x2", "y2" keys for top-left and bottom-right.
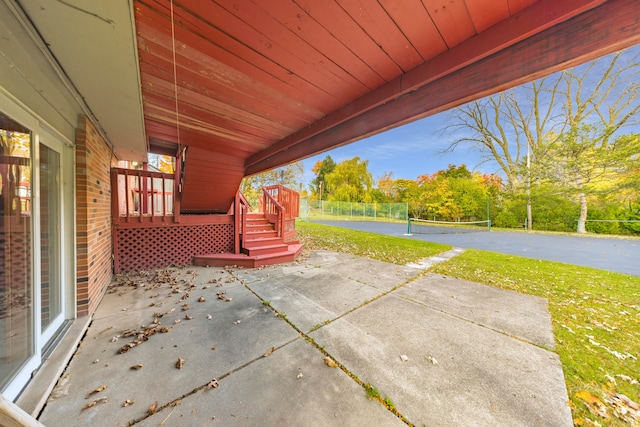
[
  {"x1": 148, "y1": 401, "x2": 158, "y2": 415},
  {"x1": 130, "y1": 364, "x2": 143, "y2": 370},
  {"x1": 176, "y1": 358, "x2": 185, "y2": 369},
  {"x1": 400, "y1": 355, "x2": 408, "y2": 362},
  {"x1": 82, "y1": 396, "x2": 108, "y2": 410},
  {"x1": 122, "y1": 399, "x2": 135, "y2": 407},
  {"x1": 323, "y1": 356, "x2": 339, "y2": 368},
  {"x1": 205, "y1": 379, "x2": 219, "y2": 389},
  {"x1": 85, "y1": 385, "x2": 107, "y2": 399},
  {"x1": 263, "y1": 347, "x2": 275, "y2": 357}
]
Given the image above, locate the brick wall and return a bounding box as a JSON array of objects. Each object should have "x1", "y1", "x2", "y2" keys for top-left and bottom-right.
[{"x1": 75, "y1": 116, "x2": 117, "y2": 317}]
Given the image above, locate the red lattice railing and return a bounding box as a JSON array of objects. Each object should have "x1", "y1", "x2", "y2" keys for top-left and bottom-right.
[{"x1": 113, "y1": 220, "x2": 234, "y2": 273}]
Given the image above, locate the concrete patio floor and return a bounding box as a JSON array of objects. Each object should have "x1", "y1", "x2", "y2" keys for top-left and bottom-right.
[{"x1": 38, "y1": 250, "x2": 573, "y2": 426}]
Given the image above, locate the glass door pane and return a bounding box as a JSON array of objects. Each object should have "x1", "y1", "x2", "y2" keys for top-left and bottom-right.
[
  {"x1": 0, "y1": 113, "x2": 33, "y2": 391},
  {"x1": 39, "y1": 143, "x2": 61, "y2": 335}
]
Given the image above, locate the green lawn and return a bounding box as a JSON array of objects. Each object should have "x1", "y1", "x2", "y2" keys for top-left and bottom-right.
[
  {"x1": 296, "y1": 221, "x2": 451, "y2": 264},
  {"x1": 298, "y1": 222, "x2": 640, "y2": 426}
]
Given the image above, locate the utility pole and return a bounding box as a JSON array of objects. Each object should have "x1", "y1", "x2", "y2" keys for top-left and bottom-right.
[{"x1": 526, "y1": 142, "x2": 532, "y2": 231}]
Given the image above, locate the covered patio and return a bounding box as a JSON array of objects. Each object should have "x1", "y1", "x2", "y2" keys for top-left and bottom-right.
[
  {"x1": 37, "y1": 250, "x2": 571, "y2": 426},
  {"x1": 2, "y1": 0, "x2": 640, "y2": 422}
]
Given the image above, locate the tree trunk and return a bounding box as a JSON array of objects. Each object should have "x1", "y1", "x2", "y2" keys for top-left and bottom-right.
[{"x1": 577, "y1": 192, "x2": 588, "y2": 233}]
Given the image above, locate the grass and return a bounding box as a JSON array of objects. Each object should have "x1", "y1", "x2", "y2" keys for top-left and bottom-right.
[
  {"x1": 432, "y1": 250, "x2": 639, "y2": 427},
  {"x1": 298, "y1": 223, "x2": 639, "y2": 426},
  {"x1": 296, "y1": 221, "x2": 451, "y2": 264}
]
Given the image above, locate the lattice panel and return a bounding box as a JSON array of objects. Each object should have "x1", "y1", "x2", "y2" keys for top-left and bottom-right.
[{"x1": 114, "y1": 223, "x2": 234, "y2": 273}]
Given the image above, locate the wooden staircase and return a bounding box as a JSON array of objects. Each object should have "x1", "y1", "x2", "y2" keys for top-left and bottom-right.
[{"x1": 193, "y1": 211, "x2": 303, "y2": 268}]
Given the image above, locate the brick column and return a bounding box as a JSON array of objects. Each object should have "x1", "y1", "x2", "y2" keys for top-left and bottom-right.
[{"x1": 75, "y1": 116, "x2": 117, "y2": 317}]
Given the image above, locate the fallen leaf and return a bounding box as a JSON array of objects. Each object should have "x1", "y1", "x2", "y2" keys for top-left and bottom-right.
[
  {"x1": 296, "y1": 373, "x2": 304, "y2": 379},
  {"x1": 176, "y1": 357, "x2": 185, "y2": 369},
  {"x1": 118, "y1": 343, "x2": 136, "y2": 354},
  {"x1": 425, "y1": 356, "x2": 438, "y2": 365},
  {"x1": 400, "y1": 355, "x2": 408, "y2": 362},
  {"x1": 263, "y1": 347, "x2": 275, "y2": 357},
  {"x1": 206, "y1": 379, "x2": 219, "y2": 389},
  {"x1": 576, "y1": 391, "x2": 609, "y2": 418},
  {"x1": 148, "y1": 401, "x2": 158, "y2": 415},
  {"x1": 82, "y1": 396, "x2": 108, "y2": 410},
  {"x1": 323, "y1": 356, "x2": 339, "y2": 368},
  {"x1": 233, "y1": 320, "x2": 241, "y2": 325},
  {"x1": 198, "y1": 296, "x2": 206, "y2": 302},
  {"x1": 184, "y1": 314, "x2": 193, "y2": 320},
  {"x1": 130, "y1": 364, "x2": 143, "y2": 370},
  {"x1": 207, "y1": 314, "x2": 212, "y2": 320},
  {"x1": 122, "y1": 399, "x2": 135, "y2": 407},
  {"x1": 85, "y1": 385, "x2": 107, "y2": 399}
]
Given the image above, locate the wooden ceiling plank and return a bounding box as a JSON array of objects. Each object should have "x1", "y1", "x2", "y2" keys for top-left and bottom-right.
[
  {"x1": 143, "y1": 111, "x2": 267, "y2": 156},
  {"x1": 136, "y1": 1, "x2": 329, "y2": 110},
  {"x1": 507, "y1": 0, "x2": 537, "y2": 15},
  {"x1": 137, "y1": 35, "x2": 324, "y2": 125},
  {"x1": 139, "y1": 48, "x2": 323, "y2": 129},
  {"x1": 420, "y1": 0, "x2": 477, "y2": 48},
  {"x1": 378, "y1": 0, "x2": 448, "y2": 61},
  {"x1": 252, "y1": 0, "x2": 387, "y2": 91},
  {"x1": 141, "y1": 93, "x2": 279, "y2": 144},
  {"x1": 183, "y1": 0, "x2": 369, "y2": 102},
  {"x1": 245, "y1": 0, "x2": 604, "y2": 170},
  {"x1": 337, "y1": 0, "x2": 424, "y2": 72},
  {"x1": 294, "y1": 0, "x2": 403, "y2": 82},
  {"x1": 464, "y1": 0, "x2": 511, "y2": 33},
  {"x1": 141, "y1": 74, "x2": 298, "y2": 137},
  {"x1": 246, "y1": 0, "x2": 637, "y2": 175}
]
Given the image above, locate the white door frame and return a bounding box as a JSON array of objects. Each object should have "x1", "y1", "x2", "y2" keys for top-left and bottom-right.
[{"x1": 0, "y1": 91, "x2": 75, "y2": 401}]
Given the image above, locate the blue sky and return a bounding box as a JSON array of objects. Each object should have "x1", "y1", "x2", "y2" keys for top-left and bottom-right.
[{"x1": 301, "y1": 111, "x2": 495, "y2": 187}]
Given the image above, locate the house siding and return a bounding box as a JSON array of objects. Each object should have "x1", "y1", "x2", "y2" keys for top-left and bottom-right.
[{"x1": 75, "y1": 116, "x2": 117, "y2": 317}]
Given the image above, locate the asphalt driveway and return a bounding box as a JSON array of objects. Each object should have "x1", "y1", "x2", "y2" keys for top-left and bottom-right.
[{"x1": 313, "y1": 220, "x2": 640, "y2": 276}]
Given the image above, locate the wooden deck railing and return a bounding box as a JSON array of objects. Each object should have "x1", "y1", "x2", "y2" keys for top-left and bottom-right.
[
  {"x1": 261, "y1": 185, "x2": 300, "y2": 240},
  {"x1": 111, "y1": 168, "x2": 177, "y2": 225}
]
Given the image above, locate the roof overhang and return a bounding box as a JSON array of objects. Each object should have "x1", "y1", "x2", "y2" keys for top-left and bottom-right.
[{"x1": 17, "y1": 0, "x2": 147, "y2": 161}]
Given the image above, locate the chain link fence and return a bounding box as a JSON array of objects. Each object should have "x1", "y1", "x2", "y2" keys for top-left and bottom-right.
[{"x1": 299, "y1": 198, "x2": 408, "y2": 222}]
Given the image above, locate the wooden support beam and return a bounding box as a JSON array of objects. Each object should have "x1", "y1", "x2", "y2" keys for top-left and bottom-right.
[{"x1": 245, "y1": 0, "x2": 605, "y2": 173}]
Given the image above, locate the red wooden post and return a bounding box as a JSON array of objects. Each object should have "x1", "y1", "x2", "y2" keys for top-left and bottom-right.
[
  {"x1": 234, "y1": 192, "x2": 241, "y2": 254},
  {"x1": 110, "y1": 169, "x2": 120, "y2": 226}
]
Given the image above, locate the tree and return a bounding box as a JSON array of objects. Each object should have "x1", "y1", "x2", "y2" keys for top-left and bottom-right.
[
  {"x1": 377, "y1": 171, "x2": 395, "y2": 200},
  {"x1": 535, "y1": 127, "x2": 639, "y2": 233},
  {"x1": 445, "y1": 50, "x2": 640, "y2": 230},
  {"x1": 240, "y1": 162, "x2": 304, "y2": 206},
  {"x1": 325, "y1": 157, "x2": 373, "y2": 202},
  {"x1": 309, "y1": 155, "x2": 336, "y2": 200}
]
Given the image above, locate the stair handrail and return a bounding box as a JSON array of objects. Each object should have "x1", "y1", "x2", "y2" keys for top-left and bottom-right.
[
  {"x1": 262, "y1": 188, "x2": 285, "y2": 237},
  {"x1": 262, "y1": 185, "x2": 300, "y2": 220},
  {"x1": 234, "y1": 191, "x2": 253, "y2": 253}
]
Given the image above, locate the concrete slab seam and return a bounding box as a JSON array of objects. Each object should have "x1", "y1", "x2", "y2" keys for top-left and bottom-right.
[
  {"x1": 234, "y1": 269, "x2": 420, "y2": 425},
  {"x1": 126, "y1": 336, "x2": 302, "y2": 425},
  {"x1": 394, "y1": 293, "x2": 557, "y2": 352}
]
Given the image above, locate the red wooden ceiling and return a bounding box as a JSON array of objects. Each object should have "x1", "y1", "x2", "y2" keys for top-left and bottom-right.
[{"x1": 133, "y1": 0, "x2": 640, "y2": 212}]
